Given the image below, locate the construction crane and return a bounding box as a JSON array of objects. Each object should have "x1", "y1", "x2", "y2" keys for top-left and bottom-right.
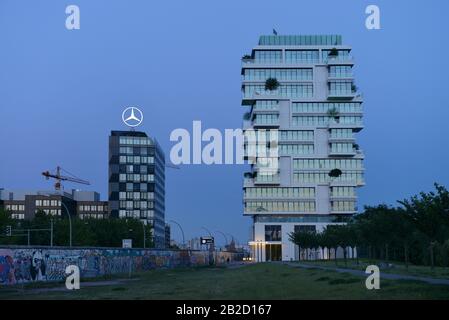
[{"x1": 42, "y1": 166, "x2": 90, "y2": 191}]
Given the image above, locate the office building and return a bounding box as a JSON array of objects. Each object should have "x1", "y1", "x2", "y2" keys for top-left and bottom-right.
[
  {"x1": 0, "y1": 189, "x2": 108, "y2": 220},
  {"x1": 108, "y1": 130, "x2": 166, "y2": 248},
  {"x1": 242, "y1": 35, "x2": 364, "y2": 261}
]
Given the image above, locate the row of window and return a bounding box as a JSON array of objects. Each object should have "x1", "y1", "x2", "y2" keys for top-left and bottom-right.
[
  {"x1": 292, "y1": 102, "x2": 362, "y2": 114},
  {"x1": 254, "y1": 50, "x2": 282, "y2": 63},
  {"x1": 11, "y1": 213, "x2": 24, "y2": 220},
  {"x1": 244, "y1": 130, "x2": 314, "y2": 143},
  {"x1": 245, "y1": 187, "x2": 315, "y2": 199},
  {"x1": 119, "y1": 156, "x2": 154, "y2": 164},
  {"x1": 244, "y1": 68, "x2": 313, "y2": 81},
  {"x1": 253, "y1": 100, "x2": 279, "y2": 111},
  {"x1": 119, "y1": 146, "x2": 152, "y2": 155},
  {"x1": 294, "y1": 172, "x2": 364, "y2": 184},
  {"x1": 330, "y1": 129, "x2": 354, "y2": 139},
  {"x1": 279, "y1": 130, "x2": 314, "y2": 141},
  {"x1": 253, "y1": 114, "x2": 279, "y2": 125},
  {"x1": 279, "y1": 144, "x2": 314, "y2": 155},
  {"x1": 245, "y1": 201, "x2": 316, "y2": 212},
  {"x1": 35, "y1": 209, "x2": 61, "y2": 216},
  {"x1": 244, "y1": 145, "x2": 278, "y2": 159},
  {"x1": 5, "y1": 204, "x2": 25, "y2": 211},
  {"x1": 330, "y1": 143, "x2": 356, "y2": 154},
  {"x1": 119, "y1": 137, "x2": 153, "y2": 146},
  {"x1": 251, "y1": 49, "x2": 351, "y2": 65},
  {"x1": 331, "y1": 187, "x2": 356, "y2": 197},
  {"x1": 118, "y1": 209, "x2": 154, "y2": 219},
  {"x1": 285, "y1": 50, "x2": 320, "y2": 63},
  {"x1": 244, "y1": 84, "x2": 314, "y2": 98},
  {"x1": 255, "y1": 174, "x2": 280, "y2": 183},
  {"x1": 119, "y1": 201, "x2": 154, "y2": 210},
  {"x1": 121, "y1": 165, "x2": 149, "y2": 174},
  {"x1": 35, "y1": 200, "x2": 61, "y2": 207},
  {"x1": 292, "y1": 116, "x2": 363, "y2": 126},
  {"x1": 124, "y1": 183, "x2": 151, "y2": 192},
  {"x1": 119, "y1": 192, "x2": 155, "y2": 200},
  {"x1": 329, "y1": 81, "x2": 354, "y2": 95},
  {"x1": 78, "y1": 205, "x2": 107, "y2": 212},
  {"x1": 119, "y1": 174, "x2": 155, "y2": 183},
  {"x1": 329, "y1": 66, "x2": 352, "y2": 78},
  {"x1": 293, "y1": 159, "x2": 363, "y2": 170},
  {"x1": 79, "y1": 213, "x2": 107, "y2": 220},
  {"x1": 332, "y1": 201, "x2": 356, "y2": 212}
]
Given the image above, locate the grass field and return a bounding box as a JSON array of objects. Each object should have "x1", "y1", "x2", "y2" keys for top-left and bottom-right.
[
  {"x1": 1, "y1": 263, "x2": 449, "y2": 300},
  {"x1": 297, "y1": 258, "x2": 449, "y2": 279}
]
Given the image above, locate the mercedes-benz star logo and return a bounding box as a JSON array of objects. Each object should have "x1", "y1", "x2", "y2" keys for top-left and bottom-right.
[{"x1": 122, "y1": 107, "x2": 143, "y2": 127}]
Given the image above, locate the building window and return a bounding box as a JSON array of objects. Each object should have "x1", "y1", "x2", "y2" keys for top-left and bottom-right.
[{"x1": 265, "y1": 225, "x2": 282, "y2": 241}]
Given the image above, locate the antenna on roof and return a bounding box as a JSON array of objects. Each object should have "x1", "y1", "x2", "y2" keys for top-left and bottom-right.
[{"x1": 272, "y1": 28, "x2": 278, "y2": 36}]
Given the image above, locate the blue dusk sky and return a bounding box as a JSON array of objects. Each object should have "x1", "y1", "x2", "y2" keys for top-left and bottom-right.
[{"x1": 1, "y1": 0, "x2": 449, "y2": 246}]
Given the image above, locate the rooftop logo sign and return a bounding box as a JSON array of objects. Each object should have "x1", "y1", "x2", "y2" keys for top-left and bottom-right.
[{"x1": 122, "y1": 107, "x2": 143, "y2": 128}]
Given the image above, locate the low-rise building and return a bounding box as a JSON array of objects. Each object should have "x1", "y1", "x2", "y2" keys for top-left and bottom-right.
[{"x1": 0, "y1": 189, "x2": 108, "y2": 220}]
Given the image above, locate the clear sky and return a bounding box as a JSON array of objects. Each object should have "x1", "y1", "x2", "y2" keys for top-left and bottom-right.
[{"x1": 1, "y1": 0, "x2": 449, "y2": 246}]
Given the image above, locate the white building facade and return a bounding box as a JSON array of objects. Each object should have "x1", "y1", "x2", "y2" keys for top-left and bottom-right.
[{"x1": 242, "y1": 35, "x2": 364, "y2": 262}]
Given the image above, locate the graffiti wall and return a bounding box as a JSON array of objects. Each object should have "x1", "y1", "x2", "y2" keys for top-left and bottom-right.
[{"x1": 0, "y1": 247, "x2": 242, "y2": 285}]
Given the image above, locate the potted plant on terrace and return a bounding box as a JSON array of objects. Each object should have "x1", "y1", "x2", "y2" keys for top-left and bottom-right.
[{"x1": 265, "y1": 77, "x2": 280, "y2": 91}]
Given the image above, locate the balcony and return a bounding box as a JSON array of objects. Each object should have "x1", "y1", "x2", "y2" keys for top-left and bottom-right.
[
  {"x1": 329, "y1": 194, "x2": 357, "y2": 201},
  {"x1": 328, "y1": 135, "x2": 355, "y2": 142},
  {"x1": 254, "y1": 174, "x2": 280, "y2": 185},
  {"x1": 329, "y1": 149, "x2": 357, "y2": 157},
  {"x1": 328, "y1": 73, "x2": 354, "y2": 81},
  {"x1": 328, "y1": 119, "x2": 364, "y2": 132},
  {"x1": 325, "y1": 56, "x2": 355, "y2": 65},
  {"x1": 327, "y1": 90, "x2": 357, "y2": 100}
]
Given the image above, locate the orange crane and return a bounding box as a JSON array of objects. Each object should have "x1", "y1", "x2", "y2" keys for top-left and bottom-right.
[{"x1": 42, "y1": 166, "x2": 90, "y2": 191}]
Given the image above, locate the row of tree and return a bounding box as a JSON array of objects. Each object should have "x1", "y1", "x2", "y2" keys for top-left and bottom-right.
[
  {"x1": 290, "y1": 184, "x2": 449, "y2": 269},
  {"x1": 0, "y1": 210, "x2": 153, "y2": 248}
]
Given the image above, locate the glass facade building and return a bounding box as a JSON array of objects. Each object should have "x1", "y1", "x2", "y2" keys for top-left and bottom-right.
[
  {"x1": 242, "y1": 35, "x2": 364, "y2": 262},
  {"x1": 108, "y1": 130, "x2": 166, "y2": 248}
]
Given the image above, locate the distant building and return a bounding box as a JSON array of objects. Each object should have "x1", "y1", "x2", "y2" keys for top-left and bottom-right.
[
  {"x1": 187, "y1": 237, "x2": 202, "y2": 251},
  {"x1": 108, "y1": 130, "x2": 166, "y2": 248},
  {"x1": 0, "y1": 189, "x2": 108, "y2": 220}
]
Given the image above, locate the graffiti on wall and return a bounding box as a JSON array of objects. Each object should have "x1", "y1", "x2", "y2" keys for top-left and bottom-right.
[{"x1": 0, "y1": 247, "x2": 241, "y2": 285}]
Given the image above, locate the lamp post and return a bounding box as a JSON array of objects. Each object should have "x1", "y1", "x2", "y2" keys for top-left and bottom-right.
[
  {"x1": 169, "y1": 219, "x2": 185, "y2": 248},
  {"x1": 60, "y1": 202, "x2": 72, "y2": 247},
  {"x1": 215, "y1": 230, "x2": 228, "y2": 249},
  {"x1": 201, "y1": 226, "x2": 215, "y2": 265},
  {"x1": 142, "y1": 223, "x2": 146, "y2": 249}
]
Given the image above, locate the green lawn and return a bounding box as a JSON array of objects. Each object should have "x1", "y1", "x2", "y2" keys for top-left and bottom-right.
[
  {"x1": 296, "y1": 258, "x2": 449, "y2": 280},
  {"x1": 1, "y1": 263, "x2": 449, "y2": 300}
]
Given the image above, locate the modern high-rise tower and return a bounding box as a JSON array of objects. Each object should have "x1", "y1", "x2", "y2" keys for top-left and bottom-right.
[
  {"x1": 108, "y1": 130, "x2": 166, "y2": 248},
  {"x1": 242, "y1": 35, "x2": 364, "y2": 261}
]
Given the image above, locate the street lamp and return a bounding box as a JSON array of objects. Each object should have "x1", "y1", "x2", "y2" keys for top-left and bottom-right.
[
  {"x1": 142, "y1": 223, "x2": 147, "y2": 249},
  {"x1": 201, "y1": 226, "x2": 213, "y2": 237},
  {"x1": 169, "y1": 219, "x2": 185, "y2": 248},
  {"x1": 60, "y1": 202, "x2": 73, "y2": 247},
  {"x1": 215, "y1": 230, "x2": 228, "y2": 248}
]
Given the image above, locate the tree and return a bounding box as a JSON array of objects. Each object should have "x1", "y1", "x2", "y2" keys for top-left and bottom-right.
[
  {"x1": 328, "y1": 168, "x2": 342, "y2": 178},
  {"x1": 289, "y1": 230, "x2": 318, "y2": 261},
  {"x1": 328, "y1": 48, "x2": 339, "y2": 57},
  {"x1": 321, "y1": 226, "x2": 340, "y2": 265},
  {"x1": 398, "y1": 184, "x2": 449, "y2": 270},
  {"x1": 265, "y1": 78, "x2": 280, "y2": 91},
  {"x1": 327, "y1": 107, "x2": 340, "y2": 119}
]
